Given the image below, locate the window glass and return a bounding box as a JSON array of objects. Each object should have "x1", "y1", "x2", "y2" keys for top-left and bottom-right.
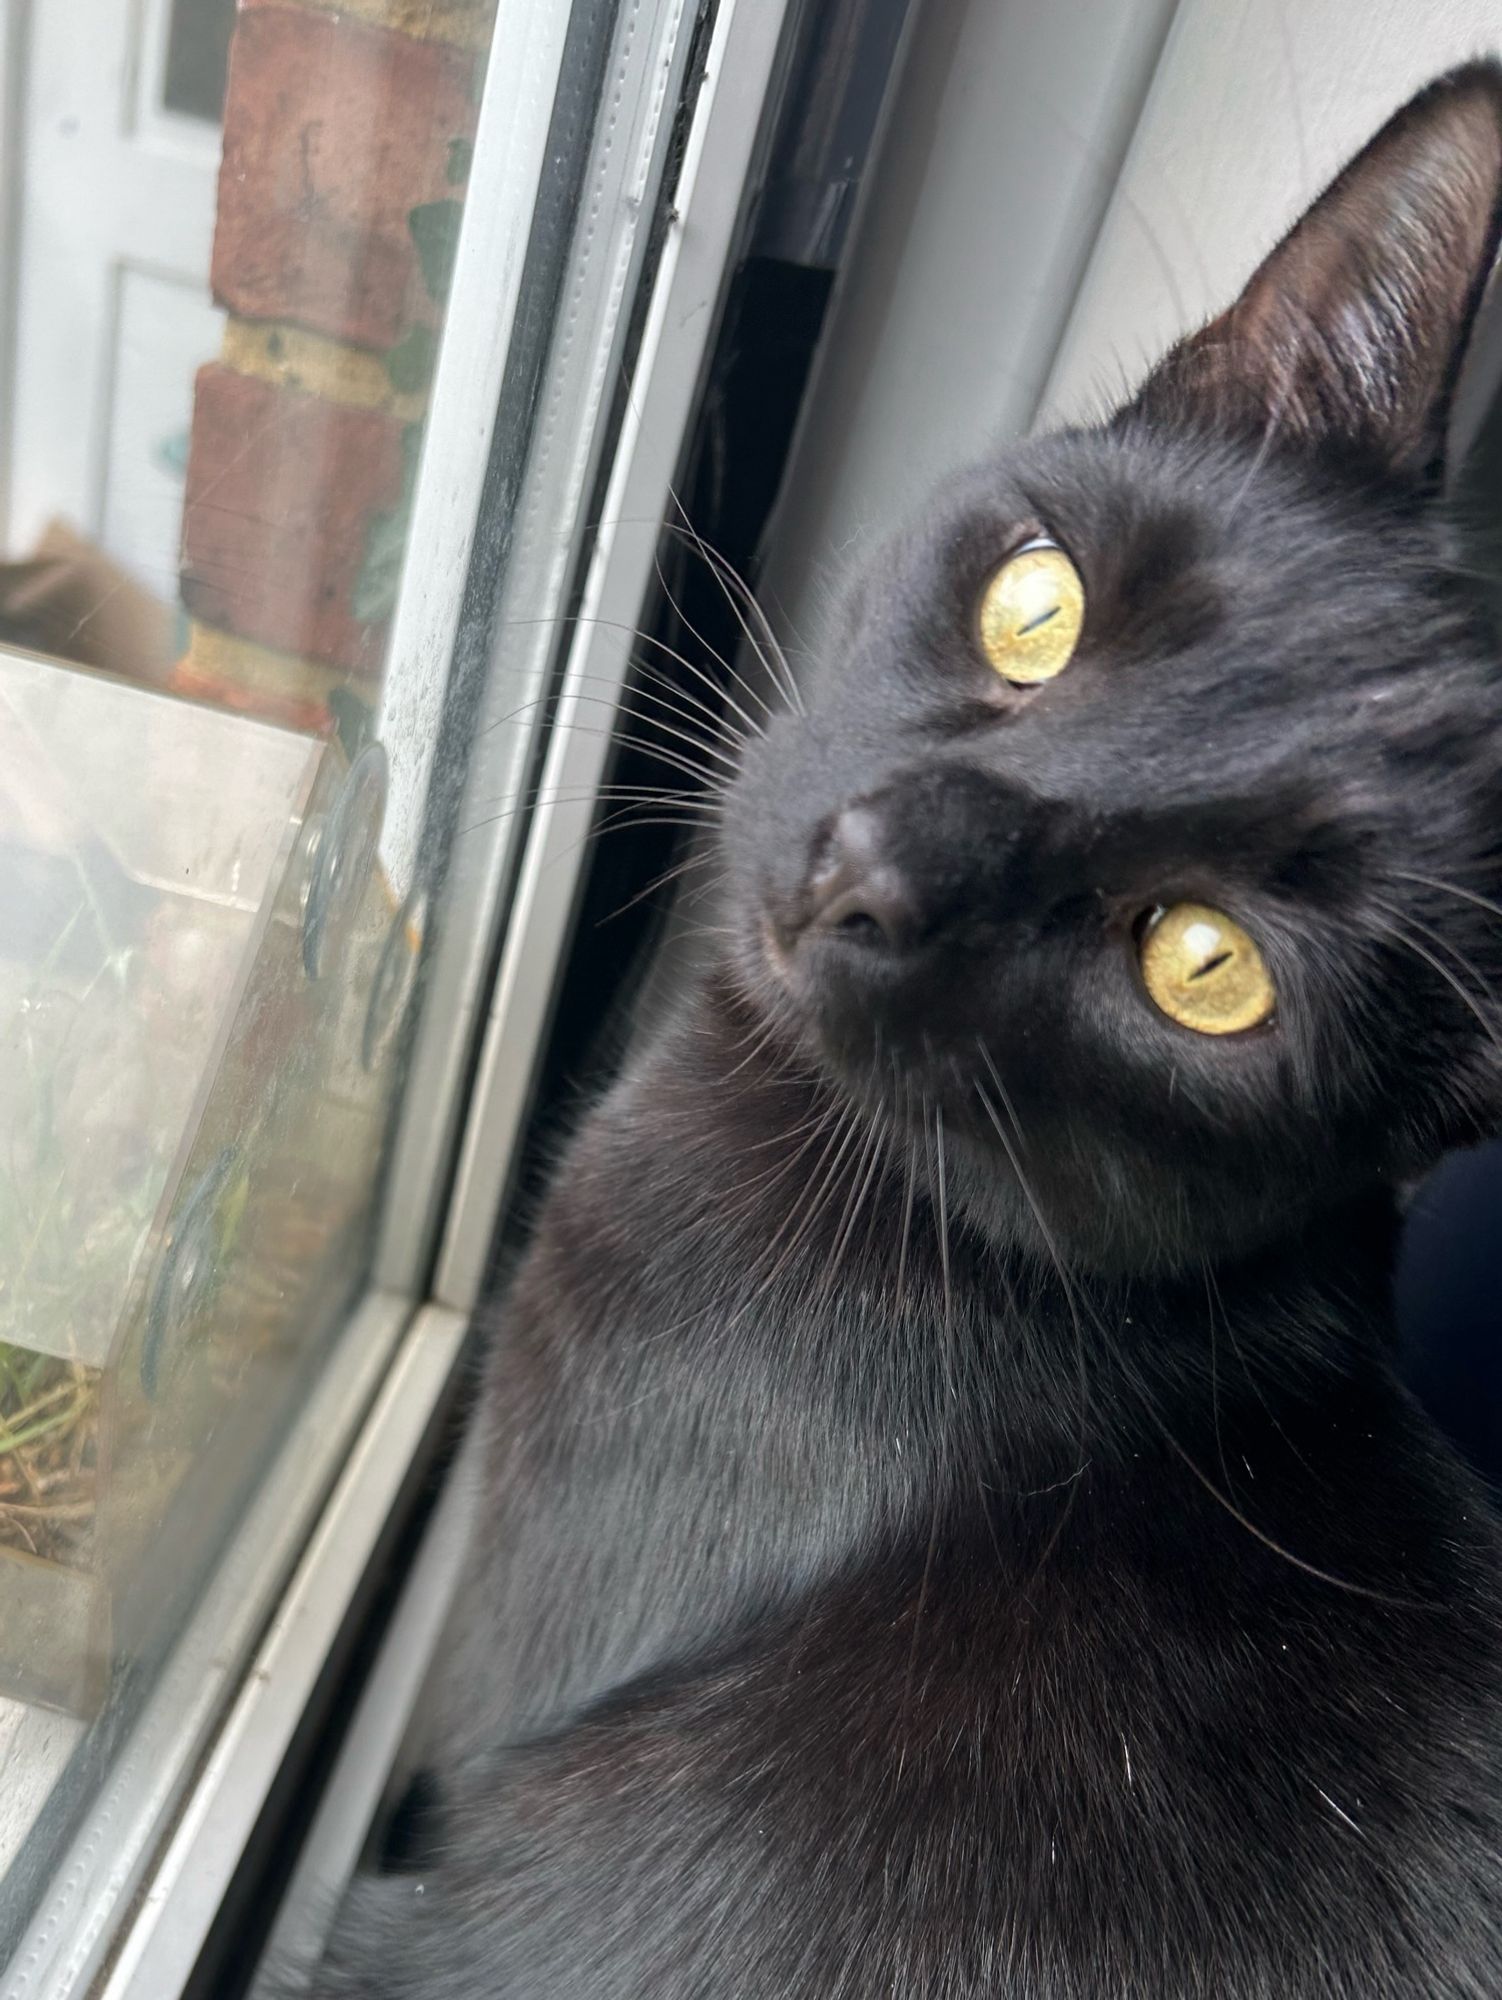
[
  {"x1": 0, "y1": 0, "x2": 678, "y2": 1975},
  {"x1": 162, "y1": 0, "x2": 238, "y2": 124}
]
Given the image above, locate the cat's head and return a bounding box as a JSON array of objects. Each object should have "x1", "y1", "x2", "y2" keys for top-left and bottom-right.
[{"x1": 724, "y1": 65, "x2": 1502, "y2": 1276}]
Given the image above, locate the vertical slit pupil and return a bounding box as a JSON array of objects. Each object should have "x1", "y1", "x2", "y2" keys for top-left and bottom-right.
[
  {"x1": 1188, "y1": 949, "x2": 1233, "y2": 982},
  {"x1": 1016, "y1": 603, "x2": 1060, "y2": 637}
]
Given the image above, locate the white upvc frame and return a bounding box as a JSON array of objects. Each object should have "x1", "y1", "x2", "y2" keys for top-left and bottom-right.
[
  {"x1": 95, "y1": 1303, "x2": 470, "y2": 2000},
  {"x1": 373, "y1": 0, "x2": 705, "y2": 1293},
  {"x1": 247, "y1": 1416, "x2": 478, "y2": 1995},
  {"x1": 0, "y1": 1291, "x2": 421, "y2": 2000},
  {"x1": 431, "y1": 0, "x2": 804, "y2": 1309},
  {"x1": 0, "y1": 0, "x2": 29, "y2": 550},
  {"x1": 126, "y1": 0, "x2": 231, "y2": 163}
]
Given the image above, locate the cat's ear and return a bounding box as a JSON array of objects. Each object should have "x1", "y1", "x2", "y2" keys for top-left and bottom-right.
[{"x1": 1129, "y1": 64, "x2": 1502, "y2": 479}]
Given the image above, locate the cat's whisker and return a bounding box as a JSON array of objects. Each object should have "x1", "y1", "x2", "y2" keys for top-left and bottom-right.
[
  {"x1": 1078, "y1": 1165, "x2": 1433, "y2": 1609},
  {"x1": 1428, "y1": 555, "x2": 1502, "y2": 593},
  {"x1": 755, "y1": 1098, "x2": 870, "y2": 1297},
  {"x1": 929, "y1": 1105, "x2": 954, "y2": 1352},
  {"x1": 1383, "y1": 902, "x2": 1502, "y2": 1015},
  {"x1": 500, "y1": 803, "x2": 721, "y2": 856},
  {"x1": 550, "y1": 734, "x2": 728, "y2": 798},
  {"x1": 857, "y1": 1116, "x2": 894, "y2": 1273},
  {"x1": 897, "y1": 1090, "x2": 945, "y2": 1786},
  {"x1": 596, "y1": 849, "x2": 724, "y2": 927},
  {"x1": 561, "y1": 687, "x2": 743, "y2": 777},
  {"x1": 972, "y1": 1046, "x2": 1094, "y2": 1575},
  {"x1": 894, "y1": 1071, "x2": 920, "y2": 1308},
  {"x1": 675, "y1": 1083, "x2": 853, "y2": 1319},
  {"x1": 721, "y1": 1006, "x2": 792, "y2": 1083},
  {"x1": 454, "y1": 782, "x2": 721, "y2": 844},
  {"x1": 658, "y1": 503, "x2": 806, "y2": 718},
  {"x1": 653, "y1": 553, "x2": 763, "y2": 729},
  {"x1": 461, "y1": 709, "x2": 733, "y2": 808},
  {"x1": 477, "y1": 611, "x2": 778, "y2": 739},
  {"x1": 533, "y1": 661, "x2": 753, "y2": 760},
  {"x1": 1215, "y1": 1279, "x2": 1322, "y2": 1482},
  {"x1": 1391, "y1": 868, "x2": 1502, "y2": 927},
  {"x1": 822, "y1": 1111, "x2": 891, "y2": 1290},
  {"x1": 453, "y1": 758, "x2": 723, "y2": 861},
  {"x1": 603, "y1": 631, "x2": 771, "y2": 743},
  {"x1": 616, "y1": 1094, "x2": 856, "y2": 1370},
  {"x1": 604, "y1": 678, "x2": 752, "y2": 765},
  {"x1": 1137, "y1": 1401, "x2": 1432, "y2": 1611},
  {"x1": 716, "y1": 1103, "x2": 843, "y2": 1210},
  {"x1": 1202, "y1": 1260, "x2": 1238, "y2": 1501},
  {"x1": 591, "y1": 797, "x2": 721, "y2": 832},
  {"x1": 679, "y1": 533, "x2": 806, "y2": 721},
  {"x1": 538, "y1": 814, "x2": 722, "y2": 877},
  {"x1": 637, "y1": 606, "x2": 787, "y2": 731},
  {"x1": 541, "y1": 812, "x2": 720, "y2": 885},
  {"x1": 589, "y1": 1100, "x2": 855, "y2": 1392},
  {"x1": 720, "y1": 997, "x2": 793, "y2": 1068},
  {"x1": 1365, "y1": 904, "x2": 1502, "y2": 1057},
  {"x1": 720, "y1": 1104, "x2": 840, "y2": 1192},
  {"x1": 471, "y1": 665, "x2": 750, "y2": 769}
]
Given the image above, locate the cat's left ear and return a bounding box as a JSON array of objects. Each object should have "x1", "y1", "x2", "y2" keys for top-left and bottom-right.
[{"x1": 1130, "y1": 63, "x2": 1502, "y2": 480}]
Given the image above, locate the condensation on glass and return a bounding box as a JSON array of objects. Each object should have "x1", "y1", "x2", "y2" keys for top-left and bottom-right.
[{"x1": 0, "y1": 0, "x2": 498, "y2": 1938}]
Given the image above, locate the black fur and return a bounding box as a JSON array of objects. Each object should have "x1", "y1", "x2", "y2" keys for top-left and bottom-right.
[{"x1": 308, "y1": 66, "x2": 1502, "y2": 1997}]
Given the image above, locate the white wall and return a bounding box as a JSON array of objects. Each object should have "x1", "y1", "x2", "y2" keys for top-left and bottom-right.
[
  {"x1": 757, "y1": 0, "x2": 1179, "y2": 657},
  {"x1": 1042, "y1": 0, "x2": 1502, "y2": 427},
  {"x1": 761, "y1": 0, "x2": 1502, "y2": 668}
]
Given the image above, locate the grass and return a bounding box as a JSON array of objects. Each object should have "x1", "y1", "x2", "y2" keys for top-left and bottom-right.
[
  {"x1": 0, "y1": 893, "x2": 141, "y2": 1569},
  {"x1": 0, "y1": 1346, "x2": 98, "y2": 1565}
]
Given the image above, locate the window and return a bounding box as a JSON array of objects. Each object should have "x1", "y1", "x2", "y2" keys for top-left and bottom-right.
[
  {"x1": 161, "y1": 0, "x2": 238, "y2": 125},
  {"x1": 0, "y1": 0, "x2": 795, "y2": 1988}
]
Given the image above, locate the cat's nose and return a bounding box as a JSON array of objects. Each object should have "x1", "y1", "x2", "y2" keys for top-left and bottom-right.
[{"x1": 799, "y1": 805, "x2": 919, "y2": 950}]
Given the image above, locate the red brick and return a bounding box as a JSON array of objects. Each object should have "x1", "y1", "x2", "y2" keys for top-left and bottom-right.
[
  {"x1": 180, "y1": 365, "x2": 405, "y2": 678},
  {"x1": 213, "y1": 2, "x2": 478, "y2": 349}
]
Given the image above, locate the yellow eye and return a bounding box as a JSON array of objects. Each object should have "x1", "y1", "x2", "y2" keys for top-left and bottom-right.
[
  {"x1": 977, "y1": 542, "x2": 1084, "y2": 684},
  {"x1": 1139, "y1": 903, "x2": 1275, "y2": 1036}
]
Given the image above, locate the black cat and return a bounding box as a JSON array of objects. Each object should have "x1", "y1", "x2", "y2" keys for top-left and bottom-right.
[{"x1": 311, "y1": 65, "x2": 1502, "y2": 1998}]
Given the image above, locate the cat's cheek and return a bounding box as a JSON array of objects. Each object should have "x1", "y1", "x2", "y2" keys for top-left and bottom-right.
[{"x1": 760, "y1": 933, "x2": 895, "y2": 1080}]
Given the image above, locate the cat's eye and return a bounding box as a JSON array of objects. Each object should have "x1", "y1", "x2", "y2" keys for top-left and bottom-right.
[
  {"x1": 976, "y1": 541, "x2": 1084, "y2": 685},
  {"x1": 1138, "y1": 903, "x2": 1275, "y2": 1035}
]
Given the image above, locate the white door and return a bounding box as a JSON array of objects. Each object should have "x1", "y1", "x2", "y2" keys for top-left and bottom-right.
[{"x1": 1, "y1": 0, "x2": 234, "y2": 610}]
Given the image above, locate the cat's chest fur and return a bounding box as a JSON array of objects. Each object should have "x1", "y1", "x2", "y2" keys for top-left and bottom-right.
[
  {"x1": 436, "y1": 1381, "x2": 1502, "y2": 1999},
  {"x1": 421, "y1": 1029, "x2": 1502, "y2": 1997}
]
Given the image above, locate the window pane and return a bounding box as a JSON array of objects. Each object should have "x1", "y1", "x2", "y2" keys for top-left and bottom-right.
[
  {"x1": 0, "y1": 0, "x2": 679, "y2": 1973},
  {"x1": 162, "y1": 0, "x2": 237, "y2": 124}
]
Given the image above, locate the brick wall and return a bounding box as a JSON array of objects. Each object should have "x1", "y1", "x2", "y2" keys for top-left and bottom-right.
[{"x1": 177, "y1": 0, "x2": 495, "y2": 733}]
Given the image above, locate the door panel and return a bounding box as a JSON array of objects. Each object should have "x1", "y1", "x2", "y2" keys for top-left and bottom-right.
[{"x1": 5, "y1": 0, "x2": 224, "y2": 607}]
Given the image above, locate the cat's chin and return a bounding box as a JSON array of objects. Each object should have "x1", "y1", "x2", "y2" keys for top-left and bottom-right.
[{"x1": 719, "y1": 936, "x2": 1041, "y2": 1230}]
